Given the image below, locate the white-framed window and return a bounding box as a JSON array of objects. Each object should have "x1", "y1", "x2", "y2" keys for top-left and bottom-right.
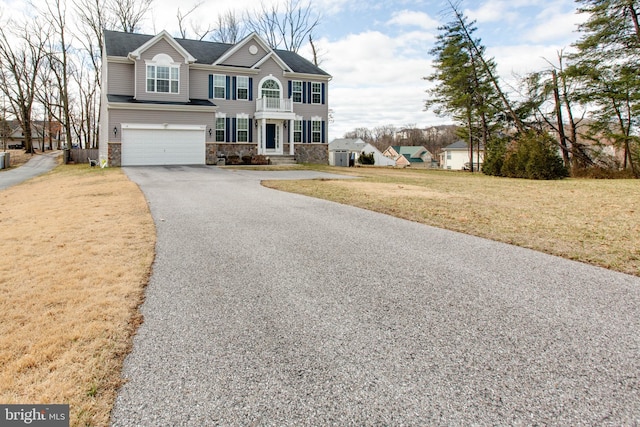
[
  {"x1": 215, "y1": 116, "x2": 226, "y2": 142},
  {"x1": 292, "y1": 81, "x2": 302, "y2": 103},
  {"x1": 311, "y1": 119, "x2": 322, "y2": 143},
  {"x1": 311, "y1": 82, "x2": 321, "y2": 104},
  {"x1": 293, "y1": 119, "x2": 302, "y2": 142},
  {"x1": 146, "y1": 61, "x2": 179, "y2": 94},
  {"x1": 237, "y1": 115, "x2": 249, "y2": 142},
  {"x1": 237, "y1": 76, "x2": 249, "y2": 100},
  {"x1": 446, "y1": 151, "x2": 451, "y2": 160},
  {"x1": 214, "y1": 74, "x2": 226, "y2": 99}
]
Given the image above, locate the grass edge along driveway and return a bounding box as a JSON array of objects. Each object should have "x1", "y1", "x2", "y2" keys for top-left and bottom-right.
[
  {"x1": 264, "y1": 165, "x2": 640, "y2": 277},
  {"x1": 0, "y1": 164, "x2": 155, "y2": 426}
]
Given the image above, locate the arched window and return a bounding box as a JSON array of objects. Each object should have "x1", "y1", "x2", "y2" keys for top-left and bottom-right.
[
  {"x1": 261, "y1": 79, "x2": 280, "y2": 99},
  {"x1": 146, "y1": 54, "x2": 179, "y2": 94}
]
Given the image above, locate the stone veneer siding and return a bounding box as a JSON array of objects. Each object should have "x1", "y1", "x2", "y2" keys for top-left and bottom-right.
[
  {"x1": 292, "y1": 144, "x2": 329, "y2": 164},
  {"x1": 206, "y1": 143, "x2": 257, "y2": 164},
  {"x1": 108, "y1": 142, "x2": 122, "y2": 167},
  {"x1": 109, "y1": 142, "x2": 328, "y2": 166}
]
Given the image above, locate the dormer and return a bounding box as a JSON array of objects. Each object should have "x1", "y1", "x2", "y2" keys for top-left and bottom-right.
[{"x1": 128, "y1": 30, "x2": 195, "y2": 102}]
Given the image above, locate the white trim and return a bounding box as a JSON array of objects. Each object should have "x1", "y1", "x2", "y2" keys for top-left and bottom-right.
[
  {"x1": 252, "y1": 51, "x2": 292, "y2": 72},
  {"x1": 122, "y1": 123, "x2": 206, "y2": 131},
  {"x1": 213, "y1": 33, "x2": 272, "y2": 66},
  {"x1": 283, "y1": 71, "x2": 331, "y2": 81},
  {"x1": 108, "y1": 102, "x2": 216, "y2": 113},
  {"x1": 258, "y1": 75, "x2": 282, "y2": 97},
  {"x1": 128, "y1": 30, "x2": 196, "y2": 64},
  {"x1": 190, "y1": 63, "x2": 260, "y2": 74}
]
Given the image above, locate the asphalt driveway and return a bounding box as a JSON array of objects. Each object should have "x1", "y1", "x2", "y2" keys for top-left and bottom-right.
[{"x1": 111, "y1": 165, "x2": 640, "y2": 426}]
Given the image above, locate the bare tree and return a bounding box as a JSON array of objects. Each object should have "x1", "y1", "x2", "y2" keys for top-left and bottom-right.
[
  {"x1": 109, "y1": 0, "x2": 153, "y2": 33},
  {"x1": 245, "y1": 0, "x2": 320, "y2": 53},
  {"x1": 0, "y1": 20, "x2": 49, "y2": 154},
  {"x1": 74, "y1": 0, "x2": 116, "y2": 80},
  {"x1": 176, "y1": 2, "x2": 214, "y2": 40},
  {"x1": 213, "y1": 10, "x2": 245, "y2": 44},
  {"x1": 39, "y1": 0, "x2": 75, "y2": 153}
]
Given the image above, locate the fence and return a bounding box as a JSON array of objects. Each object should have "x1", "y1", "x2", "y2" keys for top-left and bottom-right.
[{"x1": 68, "y1": 148, "x2": 99, "y2": 164}]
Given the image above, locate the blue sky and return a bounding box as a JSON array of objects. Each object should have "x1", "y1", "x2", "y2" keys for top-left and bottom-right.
[{"x1": 5, "y1": 0, "x2": 587, "y2": 140}]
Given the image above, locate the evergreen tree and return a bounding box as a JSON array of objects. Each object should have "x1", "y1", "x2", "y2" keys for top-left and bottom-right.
[{"x1": 572, "y1": 0, "x2": 640, "y2": 176}]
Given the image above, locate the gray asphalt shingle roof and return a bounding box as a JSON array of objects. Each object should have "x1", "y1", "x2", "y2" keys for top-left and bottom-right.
[{"x1": 103, "y1": 30, "x2": 329, "y2": 76}]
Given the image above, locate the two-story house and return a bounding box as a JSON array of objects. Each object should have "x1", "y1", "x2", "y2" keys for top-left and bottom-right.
[{"x1": 99, "y1": 30, "x2": 331, "y2": 166}]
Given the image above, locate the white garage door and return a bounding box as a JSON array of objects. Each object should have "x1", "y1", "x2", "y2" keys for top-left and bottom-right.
[{"x1": 121, "y1": 127, "x2": 205, "y2": 166}]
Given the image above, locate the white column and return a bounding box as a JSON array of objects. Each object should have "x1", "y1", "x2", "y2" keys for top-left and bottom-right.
[
  {"x1": 289, "y1": 120, "x2": 294, "y2": 155},
  {"x1": 261, "y1": 119, "x2": 267, "y2": 154}
]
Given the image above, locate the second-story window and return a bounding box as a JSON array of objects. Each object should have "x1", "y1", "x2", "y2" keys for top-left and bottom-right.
[
  {"x1": 292, "y1": 81, "x2": 302, "y2": 103},
  {"x1": 237, "y1": 76, "x2": 249, "y2": 100},
  {"x1": 214, "y1": 75, "x2": 226, "y2": 99},
  {"x1": 147, "y1": 65, "x2": 179, "y2": 94},
  {"x1": 311, "y1": 82, "x2": 321, "y2": 104}
]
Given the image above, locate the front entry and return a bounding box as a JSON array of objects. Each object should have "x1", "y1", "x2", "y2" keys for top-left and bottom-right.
[{"x1": 266, "y1": 124, "x2": 276, "y2": 150}]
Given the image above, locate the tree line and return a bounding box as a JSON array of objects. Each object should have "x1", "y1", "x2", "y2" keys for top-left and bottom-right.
[
  {"x1": 425, "y1": 0, "x2": 640, "y2": 178},
  {"x1": 343, "y1": 124, "x2": 459, "y2": 156},
  {"x1": 0, "y1": 0, "x2": 320, "y2": 154}
]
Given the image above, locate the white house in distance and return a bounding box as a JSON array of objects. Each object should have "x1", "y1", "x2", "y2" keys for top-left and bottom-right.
[
  {"x1": 440, "y1": 140, "x2": 484, "y2": 170},
  {"x1": 328, "y1": 138, "x2": 396, "y2": 167}
]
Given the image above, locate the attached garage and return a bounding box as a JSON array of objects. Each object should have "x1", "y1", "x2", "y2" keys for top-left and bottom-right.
[{"x1": 121, "y1": 124, "x2": 206, "y2": 166}]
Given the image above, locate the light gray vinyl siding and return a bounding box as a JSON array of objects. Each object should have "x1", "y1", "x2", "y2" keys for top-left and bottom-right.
[
  {"x1": 220, "y1": 39, "x2": 268, "y2": 67},
  {"x1": 258, "y1": 59, "x2": 287, "y2": 80},
  {"x1": 108, "y1": 109, "x2": 214, "y2": 142},
  {"x1": 189, "y1": 69, "x2": 210, "y2": 100},
  {"x1": 108, "y1": 62, "x2": 134, "y2": 96},
  {"x1": 135, "y1": 39, "x2": 189, "y2": 103}
]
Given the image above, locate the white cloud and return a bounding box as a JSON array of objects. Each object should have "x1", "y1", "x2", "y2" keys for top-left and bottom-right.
[
  {"x1": 465, "y1": 1, "x2": 520, "y2": 24},
  {"x1": 524, "y1": 6, "x2": 586, "y2": 44},
  {"x1": 320, "y1": 30, "x2": 435, "y2": 139},
  {"x1": 387, "y1": 10, "x2": 439, "y2": 31}
]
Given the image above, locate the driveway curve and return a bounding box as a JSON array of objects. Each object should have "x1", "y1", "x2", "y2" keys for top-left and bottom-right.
[
  {"x1": 0, "y1": 151, "x2": 61, "y2": 190},
  {"x1": 112, "y1": 166, "x2": 640, "y2": 426}
]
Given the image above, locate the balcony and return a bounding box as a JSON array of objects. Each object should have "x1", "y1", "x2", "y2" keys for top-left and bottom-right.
[{"x1": 256, "y1": 97, "x2": 293, "y2": 113}]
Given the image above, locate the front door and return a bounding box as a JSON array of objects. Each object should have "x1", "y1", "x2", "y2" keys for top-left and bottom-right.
[{"x1": 266, "y1": 124, "x2": 276, "y2": 150}]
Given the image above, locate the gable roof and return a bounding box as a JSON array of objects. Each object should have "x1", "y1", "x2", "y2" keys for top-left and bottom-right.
[
  {"x1": 443, "y1": 140, "x2": 469, "y2": 151},
  {"x1": 329, "y1": 138, "x2": 366, "y2": 151},
  {"x1": 392, "y1": 146, "x2": 431, "y2": 159},
  {"x1": 128, "y1": 30, "x2": 196, "y2": 63},
  {"x1": 103, "y1": 30, "x2": 330, "y2": 76}
]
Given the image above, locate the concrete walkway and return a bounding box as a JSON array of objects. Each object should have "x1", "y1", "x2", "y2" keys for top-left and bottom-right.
[
  {"x1": 0, "y1": 151, "x2": 61, "y2": 190},
  {"x1": 111, "y1": 165, "x2": 640, "y2": 426}
]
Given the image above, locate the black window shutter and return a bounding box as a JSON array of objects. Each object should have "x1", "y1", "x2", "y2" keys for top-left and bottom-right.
[{"x1": 232, "y1": 77, "x2": 237, "y2": 100}]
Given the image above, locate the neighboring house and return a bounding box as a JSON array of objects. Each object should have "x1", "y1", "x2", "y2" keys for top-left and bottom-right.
[
  {"x1": 100, "y1": 30, "x2": 331, "y2": 166},
  {"x1": 440, "y1": 140, "x2": 484, "y2": 170},
  {"x1": 382, "y1": 146, "x2": 434, "y2": 168},
  {"x1": 328, "y1": 138, "x2": 396, "y2": 167},
  {"x1": 6, "y1": 120, "x2": 63, "y2": 150}
]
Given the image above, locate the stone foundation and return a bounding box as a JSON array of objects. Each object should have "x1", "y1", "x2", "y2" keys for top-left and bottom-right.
[
  {"x1": 206, "y1": 143, "x2": 257, "y2": 164},
  {"x1": 108, "y1": 142, "x2": 122, "y2": 167},
  {"x1": 294, "y1": 144, "x2": 329, "y2": 164}
]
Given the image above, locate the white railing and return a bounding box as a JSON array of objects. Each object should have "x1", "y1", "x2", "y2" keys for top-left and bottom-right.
[{"x1": 256, "y1": 97, "x2": 293, "y2": 112}]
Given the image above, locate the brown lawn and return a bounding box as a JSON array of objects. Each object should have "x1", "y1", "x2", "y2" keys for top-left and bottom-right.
[
  {"x1": 0, "y1": 164, "x2": 155, "y2": 426},
  {"x1": 264, "y1": 166, "x2": 640, "y2": 277}
]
